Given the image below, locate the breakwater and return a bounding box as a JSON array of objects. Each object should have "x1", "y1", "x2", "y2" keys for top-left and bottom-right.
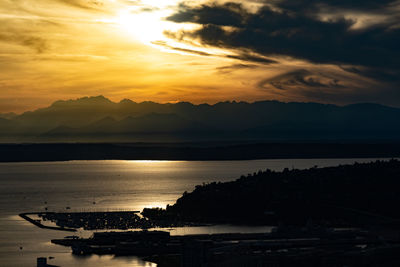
[{"x1": 19, "y1": 212, "x2": 76, "y2": 232}]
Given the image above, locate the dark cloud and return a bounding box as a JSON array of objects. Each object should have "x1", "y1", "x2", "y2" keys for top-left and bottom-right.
[
  {"x1": 258, "y1": 69, "x2": 344, "y2": 90},
  {"x1": 255, "y1": 69, "x2": 400, "y2": 106},
  {"x1": 168, "y1": 3, "x2": 399, "y2": 68},
  {"x1": 168, "y1": 2, "x2": 245, "y2": 27},
  {"x1": 272, "y1": 0, "x2": 397, "y2": 12},
  {"x1": 152, "y1": 40, "x2": 276, "y2": 64},
  {"x1": 226, "y1": 53, "x2": 276, "y2": 64},
  {"x1": 166, "y1": 1, "x2": 400, "y2": 86},
  {"x1": 339, "y1": 66, "x2": 400, "y2": 83}
]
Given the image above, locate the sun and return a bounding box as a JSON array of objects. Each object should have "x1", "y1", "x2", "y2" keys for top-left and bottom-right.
[
  {"x1": 101, "y1": 1, "x2": 217, "y2": 57},
  {"x1": 114, "y1": 9, "x2": 165, "y2": 43},
  {"x1": 110, "y1": 0, "x2": 184, "y2": 44}
]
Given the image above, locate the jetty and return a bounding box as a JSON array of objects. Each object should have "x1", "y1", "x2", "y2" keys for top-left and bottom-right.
[{"x1": 19, "y1": 213, "x2": 76, "y2": 232}]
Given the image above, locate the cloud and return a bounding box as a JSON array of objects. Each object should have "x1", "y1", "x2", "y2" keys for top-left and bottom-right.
[
  {"x1": 167, "y1": 0, "x2": 400, "y2": 98},
  {"x1": 339, "y1": 65, "x2": 400, "y2": 83},
  {"x1": 168, "y1": 2, "x2": 399, "y2": 67},
  {"x1": 151, "y1": 40, "x2": 214, "y2": 56},
  {"x1": 217, "y1": 63, "x2": 258, "y2": 73},
  {"x1": 164, "y1": 0, "x2": 400, "y2": 106},
  {"x1": 0, "y1": 33, "x2": 47, "y2": 53},
  {"x1": 167, "y1": 2, "x2": 246, "y2": 27},
  {"x1": 56, "y1": 0, "x2": 104, "y2": 10},
  {"x1": 251, "y1": 67, "x2": 400, "y2": 106},
  {"x1": 0, "y1": 16, "x2": 63, "y2": 54},
  {"x1": 152, "y1": 40, "x2": 276, "y2": 64},
  {"x1": 258, "y1": 69, "x2": 345, "y2": 90},
  {"x1": 226, "y1": 53, "x2": 277, "y2": 64},
  {"x1": 271, "y1": 0, "x2": 398, "y2": 12}
]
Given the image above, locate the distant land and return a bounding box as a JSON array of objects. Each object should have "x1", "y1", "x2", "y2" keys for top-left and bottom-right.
[
  {"x1": 0, "y1": 95, "x2": 400, "y2": 143},
  {"x1": 1, "y1": 143, "x2": 400, "y2": 162}
]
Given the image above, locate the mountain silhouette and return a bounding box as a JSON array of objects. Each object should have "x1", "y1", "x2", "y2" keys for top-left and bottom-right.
[
  {"x1": 0, "y1": 112, "x2": 17, "y2": 120},
  {"x1": 1, "y1": 96, "x2": 399, "y2": 142}
]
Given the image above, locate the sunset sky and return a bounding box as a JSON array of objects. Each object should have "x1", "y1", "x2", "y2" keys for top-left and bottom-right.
[{"x1": 1, "y1": 0, "x2": 399, "y2": 113}]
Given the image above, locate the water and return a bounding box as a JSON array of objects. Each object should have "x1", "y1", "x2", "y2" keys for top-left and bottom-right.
[{"x1": 0, "y1": 158, "x2": 392, "y2": 266}]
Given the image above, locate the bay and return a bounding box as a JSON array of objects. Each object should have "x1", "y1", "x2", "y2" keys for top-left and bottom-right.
[{"x1": 0, "y1": 158, "x2": 392, "y2": 266}]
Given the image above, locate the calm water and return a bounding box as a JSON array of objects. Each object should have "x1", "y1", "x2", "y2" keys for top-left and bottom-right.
[{"x1": 0, "y1": 158, "x2": 392, "y2": 266}]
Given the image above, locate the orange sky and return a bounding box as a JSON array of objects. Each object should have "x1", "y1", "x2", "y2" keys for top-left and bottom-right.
[{"x1": 0, "y1": 0, "x2": 398, "y2": 113}]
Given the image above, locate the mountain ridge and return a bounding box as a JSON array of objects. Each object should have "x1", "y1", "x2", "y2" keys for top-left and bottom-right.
[{"x1": 1, "y1": 96, "x2": 399, "y2": 142}]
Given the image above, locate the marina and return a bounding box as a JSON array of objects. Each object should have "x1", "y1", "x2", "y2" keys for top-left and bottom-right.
[{"x1": 20, "y1": 210, "x2": 203, "y2": 231}]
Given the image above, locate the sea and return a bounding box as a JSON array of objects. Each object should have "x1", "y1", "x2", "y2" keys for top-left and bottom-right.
[{"x1": 0, "y1": 158, "x2": 393, "y2": 267}]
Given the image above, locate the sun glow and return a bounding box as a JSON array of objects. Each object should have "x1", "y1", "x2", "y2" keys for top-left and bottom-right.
[
  {"x1": 107, "y1": 0, "x2": 185, "y2": 44},
  {"x1": 104, "y1": 1, "x2": 212, "y2": 56},
  {"x1": 114, "y1": 9, "x2": 166, "y2": 43}
]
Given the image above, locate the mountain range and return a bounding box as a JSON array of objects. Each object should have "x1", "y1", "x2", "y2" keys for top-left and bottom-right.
[{"x1": 1, "y1": 96, "x2": 399, "y2": 142}]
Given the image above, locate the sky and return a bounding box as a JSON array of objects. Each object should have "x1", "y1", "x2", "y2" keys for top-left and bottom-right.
[{"x1": 0, "y1": 0, "x2": 399, "y2": 113}]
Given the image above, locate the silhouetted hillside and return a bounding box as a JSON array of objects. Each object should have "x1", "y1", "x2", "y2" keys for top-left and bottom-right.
[
  {"x1": 43, "y1": 113, "x2": 208, "y2": 136},
  {"x1": 144, "y1": 160, "x2": 400, "y2": 226},
  {"x1": 0, "y1": 112, "x2": 17, "y2": 120},
  {"x1": 1, "y1": 96, "x2": 400, "y2": 142}
]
